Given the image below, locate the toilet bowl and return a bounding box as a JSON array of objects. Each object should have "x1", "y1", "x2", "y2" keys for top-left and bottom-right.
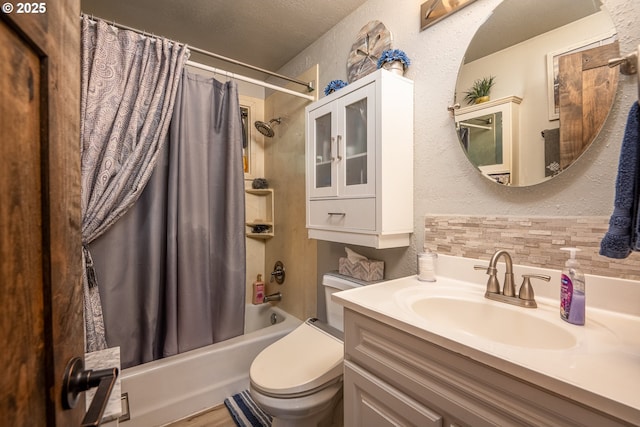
[{"x1": 249, "y1": 274, "x2": 366, "y2": 427}]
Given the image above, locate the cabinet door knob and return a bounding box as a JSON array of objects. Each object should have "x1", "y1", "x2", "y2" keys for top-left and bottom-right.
[{"x1": 336, "y1": 135, "x2": 343, "y2": 161}]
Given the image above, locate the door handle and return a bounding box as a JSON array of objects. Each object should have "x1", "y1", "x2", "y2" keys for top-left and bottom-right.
[
  {"x1": 62, "y1": 356, "x2": 119, "y2": 427},
  {"x1": 330, "y1": 136, "x2": 336, "y2": 161}
]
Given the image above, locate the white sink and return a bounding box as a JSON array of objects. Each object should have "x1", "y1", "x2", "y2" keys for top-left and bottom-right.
[{"x1": 410, "y1": 296, "x2": 577, "y2": 350}]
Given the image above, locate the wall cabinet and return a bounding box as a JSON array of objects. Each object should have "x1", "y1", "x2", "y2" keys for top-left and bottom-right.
[
  {"x1": 455, "y1": 96, "x2": 521, "y2": 185},
  {"x1": 305, "y1": 69, "x2": 413, "y2": 249},
  {"x1": 343, "y1": 309, "x2": 633, "y2": 427}
]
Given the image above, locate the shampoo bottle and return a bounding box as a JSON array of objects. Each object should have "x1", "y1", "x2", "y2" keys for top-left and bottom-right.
[
  {"x1": 252, "y1": 274, "x2": 265, "y2": 305},
  {"x1": 560, "y1": 248, "x2": 585, "y2": 325}
]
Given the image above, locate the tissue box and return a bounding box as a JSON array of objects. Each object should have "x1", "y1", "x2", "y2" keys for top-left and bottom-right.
[{"x1": 338, "y1": 257, "x2": 384, "y2": 282}]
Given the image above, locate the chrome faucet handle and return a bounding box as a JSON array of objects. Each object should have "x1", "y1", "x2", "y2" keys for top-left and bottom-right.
[
  {"x1": 518, "y1": 274, "x2": 551, "y2": 305},
  {"x1": 270, "y1": 261, "x2": 285, "y2": 284}
]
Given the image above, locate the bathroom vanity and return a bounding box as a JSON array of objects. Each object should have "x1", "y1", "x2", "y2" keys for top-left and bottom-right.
[{"x1": 333, "y1": 255, "x2": 640, "y2": 426}]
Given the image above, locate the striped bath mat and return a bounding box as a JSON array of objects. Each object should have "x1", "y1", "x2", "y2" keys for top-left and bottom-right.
[{"x1": 224, "y1": 390, "x2": 272, "y2": 427}]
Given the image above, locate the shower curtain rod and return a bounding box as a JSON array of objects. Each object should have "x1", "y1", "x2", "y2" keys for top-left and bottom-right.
[
  {"x1": 185, "y1": 60, "x2": 315, "y2": 101},
  {"x1": 81, "y1": 14, "x2": 316, "y2": 100}
]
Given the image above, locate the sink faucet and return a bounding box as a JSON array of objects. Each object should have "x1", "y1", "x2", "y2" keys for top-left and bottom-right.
[
  {"x1": 263, "y1": 292, "x2": 282, "y2": 303},
  {"x1": 474, "y1": 250, "x2": 550, "y2": 308},
  {"x1": 475, "y1": 249, "x2": 515, "y2": 297}
]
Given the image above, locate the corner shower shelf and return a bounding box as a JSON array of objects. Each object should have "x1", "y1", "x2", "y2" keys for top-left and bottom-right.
[{"x1": 245, "y1": 188, "x2": 274, "y2": 239}]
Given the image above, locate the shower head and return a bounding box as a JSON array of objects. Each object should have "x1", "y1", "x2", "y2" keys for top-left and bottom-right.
[{"x1": 254, "y1": 118, "x2": 281, "y2": 138}]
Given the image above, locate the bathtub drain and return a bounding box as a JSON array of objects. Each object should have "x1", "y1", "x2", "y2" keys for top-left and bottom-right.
[{"x1": 270, "y1": 313, "x2": 278, "y2": 325}]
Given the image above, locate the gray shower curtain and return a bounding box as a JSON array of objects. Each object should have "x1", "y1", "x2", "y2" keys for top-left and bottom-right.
[{"x1": 90, "y1": 70, "x2": 246, "y2": 368}]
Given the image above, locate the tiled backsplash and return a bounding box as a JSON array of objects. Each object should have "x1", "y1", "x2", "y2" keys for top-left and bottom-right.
[{"x1": 424, "y1": 216, "x2": 640, "y2": 281}]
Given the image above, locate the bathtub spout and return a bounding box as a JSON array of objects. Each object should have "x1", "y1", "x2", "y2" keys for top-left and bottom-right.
[{"x1": 263, "y1": 292, "x2": 282, "y2": 303}]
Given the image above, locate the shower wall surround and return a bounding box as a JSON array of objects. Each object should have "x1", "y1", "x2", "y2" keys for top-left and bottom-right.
[
  {"x1": 264, "y1": 65, "x2": 320, "y2": 322},
  {"x1": 276, "y1": 0, "x2": 640, "y2": 284},
  {"x1": 242, "y1": 95, "x2": 267, "y2": 305}
]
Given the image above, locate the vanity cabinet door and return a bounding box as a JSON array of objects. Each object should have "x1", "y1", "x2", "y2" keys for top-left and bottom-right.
[{"x1": 344, "y1": 361, "x2": 443, "y2": 427}]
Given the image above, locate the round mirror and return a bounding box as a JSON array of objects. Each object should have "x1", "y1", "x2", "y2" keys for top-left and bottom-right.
[{"x1": 454, "y1": 0, "x2": 619, "y2": 186}]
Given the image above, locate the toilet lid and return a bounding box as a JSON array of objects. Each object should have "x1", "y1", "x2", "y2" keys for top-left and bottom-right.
[{"x1": 250, "y1": 322, "x2": 343, "y2": 396}]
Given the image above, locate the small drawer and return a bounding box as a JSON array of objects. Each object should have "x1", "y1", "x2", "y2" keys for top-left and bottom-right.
[{"x1": 308, "y1": 198, "x2": 375, "y2": 231}]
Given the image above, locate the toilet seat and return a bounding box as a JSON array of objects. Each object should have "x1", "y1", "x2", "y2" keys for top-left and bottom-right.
[{"x1": 250, "y1": 321, "x2": 343, "y2": 397}]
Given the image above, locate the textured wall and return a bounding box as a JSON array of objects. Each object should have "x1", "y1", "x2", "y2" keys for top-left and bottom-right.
[{"x1": 277, "y1": 0, "x2": 640, "y2": 283}]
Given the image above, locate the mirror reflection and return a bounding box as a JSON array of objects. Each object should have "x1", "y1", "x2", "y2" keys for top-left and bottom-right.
[{"x1": 454, "y1": 0, "x2": 619, "y2": 186}]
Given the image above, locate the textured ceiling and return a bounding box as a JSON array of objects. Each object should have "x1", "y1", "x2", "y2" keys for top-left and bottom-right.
[
  {"x1": 81, "y1": 0, "x2": 607, "y2": 80},
  {"x1": 81, "y1": 0, "x2": 369, "y2": 78}
]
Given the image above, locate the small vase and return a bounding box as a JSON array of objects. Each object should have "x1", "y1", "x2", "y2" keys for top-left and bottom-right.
[
  {"x1": 382, "y1": 61, "x2": 405, "y2": 76},
  {"x1": 475, "y1": 95, "x2": 490, "y2": 104}
]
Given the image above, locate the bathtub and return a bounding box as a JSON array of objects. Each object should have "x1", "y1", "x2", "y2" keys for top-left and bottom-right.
[{"x1": 118, "y1": 305, "x2": 301, "y2": 426}]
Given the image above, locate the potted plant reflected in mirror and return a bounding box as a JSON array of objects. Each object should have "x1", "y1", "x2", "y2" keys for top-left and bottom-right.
[
  {"x1": 464, "y1": 76, "x2": 495, "y2": 105},
  {"x1": 376, "y1": 49, "x2": 411, "y2": 76}
]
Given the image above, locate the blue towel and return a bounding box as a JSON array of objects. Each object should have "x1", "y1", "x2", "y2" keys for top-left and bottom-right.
[{"x1": 600, "y1": 102, "x2": 640, "y2": 258}]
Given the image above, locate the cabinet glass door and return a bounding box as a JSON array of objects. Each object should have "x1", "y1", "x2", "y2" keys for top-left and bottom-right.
[
  {"x1": 345, "y1": 98, "x2": 367, "y2": 186},
  {"x1": 340, "y1": 84, "x2": 375, "y2": 196},
  {"x1": 308, "y1": 102, "x2": 338, "y2": 198},
  {"x1": 460, "y1": 112, "x2": 503, "y2": 168},
  {"x1": 456, "y1": 100, "x2": 512, "y2": 183},
  {"x1": 315, "y1": 112, "x2": 332, "y2": 189}
]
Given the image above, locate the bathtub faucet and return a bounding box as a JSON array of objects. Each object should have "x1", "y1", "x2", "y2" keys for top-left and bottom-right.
[{"x1": 263, "y1": 292, "x2": 282, "y2": 303}]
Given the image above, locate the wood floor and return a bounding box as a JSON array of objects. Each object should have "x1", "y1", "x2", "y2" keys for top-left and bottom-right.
[{"x1": 165, "y1": 404, "x2": 236, "y2": 427}]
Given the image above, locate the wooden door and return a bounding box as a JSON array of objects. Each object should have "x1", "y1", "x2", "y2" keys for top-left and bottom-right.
[
  {"x1": 558, "y1": 42, "x2": 619, "y2": 169},
  {"x1": 0, "y1": 1, "x2": 84, "y2": 426}
]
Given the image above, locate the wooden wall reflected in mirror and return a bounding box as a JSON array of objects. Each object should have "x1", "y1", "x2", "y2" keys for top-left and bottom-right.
[
  {"x1": 454, "y1": 0, "x2": 619, "y2": 186},
  {"x1": 559, "y1": 43, "x2": 619, "y2": 169}
]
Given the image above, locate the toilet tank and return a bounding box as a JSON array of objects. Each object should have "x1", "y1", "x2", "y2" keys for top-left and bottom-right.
[{"x1": 322, "y1": 274, "x2": 366, "y2": 331}]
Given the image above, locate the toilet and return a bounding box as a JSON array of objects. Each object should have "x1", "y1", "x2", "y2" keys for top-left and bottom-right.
[{"x1": 249, "y1": 273, "x2": 365, "y2": 427}]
